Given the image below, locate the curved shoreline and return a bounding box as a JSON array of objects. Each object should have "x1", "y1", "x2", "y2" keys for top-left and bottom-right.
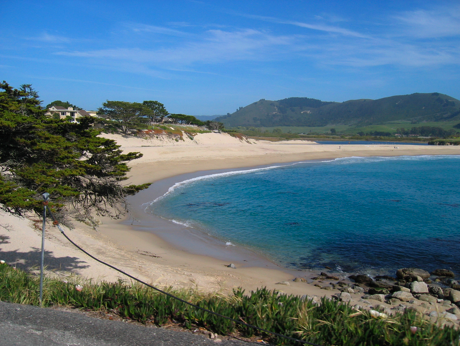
[
  {"x1": 123, "y1": 154, "x2": 460, "y2": 280},
  {"x1": 123, "y1": 162, "x2": 311, "y2": 274},
  {"x1": 94, "y1": 134, "x2": 460, "y2": 296}
]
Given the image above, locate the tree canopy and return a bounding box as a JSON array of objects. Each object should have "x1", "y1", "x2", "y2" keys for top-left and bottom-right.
[
  {"x1": 169, "y1": 114, "x2": 205, "y2": 126},
  {"x1": 142, "y1": 100, "x2": 168, "y2": 124},
  {"x1": 0, "y1": 82, "x2": 149, "y2": 222},
  {"x1": 97, "y1": 101, "x2": 149, "y2": 135},
  {"x1": 45, "y1": 100, "x2": 81, "y2": 110}
]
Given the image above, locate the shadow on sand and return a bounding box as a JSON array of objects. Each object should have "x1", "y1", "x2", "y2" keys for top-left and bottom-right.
[{"x1": 0, "y1": 235, "x2": 89, "y2": 274}]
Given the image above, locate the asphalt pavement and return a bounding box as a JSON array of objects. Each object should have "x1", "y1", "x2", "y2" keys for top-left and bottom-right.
[{"x1": 0, "y1": 301, "x2": 257, "y2": 346}]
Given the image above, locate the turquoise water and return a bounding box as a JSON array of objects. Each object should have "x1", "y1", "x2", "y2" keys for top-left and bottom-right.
[{"x1": 147, "y1": 156, "x2": 460, "y2": 276}]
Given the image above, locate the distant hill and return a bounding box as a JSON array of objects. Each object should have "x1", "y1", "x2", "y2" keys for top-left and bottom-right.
[
  {"x1": 193, "y1": 115, "x2": 223, "y2": 122},
  {"x1": 215, "y1": 93, "x2": 460, "y2": 128}
]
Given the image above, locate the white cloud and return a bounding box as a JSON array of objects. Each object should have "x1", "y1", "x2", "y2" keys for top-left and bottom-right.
[
  {"x1": 393, "y1": 5, "x2": 460, "y2": 38},
  {"x1": 239, "y1": 13, "x2": 369, "y2": 38},
  {"x1": 29, "y1": 32, "x2": 71, "y2": 43},
  {"x1": 57, "y1": 29, "x2": 295, "y2": 66},
  {"x1": 49, "y1": 5, "x2": 460, "y2": 77},
  {"x1": 125, "y1": 23, "x2": 192, "y2": 37}
]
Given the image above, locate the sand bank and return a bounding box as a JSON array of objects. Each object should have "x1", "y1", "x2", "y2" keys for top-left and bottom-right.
[{"x1": 1, "y1": 133, "x2": 459, "y2": 299}]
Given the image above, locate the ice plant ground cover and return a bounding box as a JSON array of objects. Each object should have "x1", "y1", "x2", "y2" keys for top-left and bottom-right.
[{"x1": 0, "y1": 263, "x2": 459, "y2": 345}]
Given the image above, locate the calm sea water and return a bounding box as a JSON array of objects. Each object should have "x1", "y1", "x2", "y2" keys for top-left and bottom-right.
[{"x1": 147, "y1": 156, "x2": 460, "y2": 276}]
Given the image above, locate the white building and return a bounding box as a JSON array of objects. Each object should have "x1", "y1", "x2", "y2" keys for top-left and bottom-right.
[{"x1": 46, "y1": 106, "x2": 98, "y2": 122}]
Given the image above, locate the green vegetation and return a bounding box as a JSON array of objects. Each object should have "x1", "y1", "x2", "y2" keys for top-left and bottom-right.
[
  {"x1": 216, "y1": 94, "x2": 460, "y2": 138},
  {"x1": 142, "y1": 100, "x2": 168, "y2": 124},
  {"x1": 97, "y1": 101, "x2": 149, "y2": 135},
  {"x1": 96, "y1": 100, "x2": 223, "y2": 134},
  {"x1": 428, "y1": 138, "x2": 460, "y2": 145},
  {"x1": 1, "y1": 264, "x2": 459, "y2": 345},
  {"x1": 0, "y1": 82, "x2": 149, "y2": 221},
  {"x1": 45, "y1": 100, "x2": 81, "y2": 110}
]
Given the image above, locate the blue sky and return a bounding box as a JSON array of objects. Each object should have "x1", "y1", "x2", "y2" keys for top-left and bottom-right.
[{"x1": 1, "y1": 0, "x2": 459, "y2": 115}]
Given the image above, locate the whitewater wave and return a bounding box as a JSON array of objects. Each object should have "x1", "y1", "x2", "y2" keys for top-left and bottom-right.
[
  {"x1": 328, "y1": 155, "x2": 460, "y2": 165},
  {"x1": 146, "y1": 154, "x2": 459, "y2": 209},
  {"x1": 147, "y1": 165, "x2": 286, "y2": 206}
]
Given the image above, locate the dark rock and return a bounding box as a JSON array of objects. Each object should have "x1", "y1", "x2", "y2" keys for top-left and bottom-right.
[
  {"x1": 392, "y1": 285, "x2": 411, "y2": 293},
  {"x1": 396, "y1": 268, "x2": 430, "y2": 282},
  {"x1": 349, "y1": 274, "x2": 374, "y2": 285},
  {"x1": 320, "y1": 272, "x2": 340, "y2": 280},
  {"x1": 431, "y1": 269, "x2": 455, "y2": 278},
  {"x1": 452, "y1": 284, "x2": 460, "y2": 290},
  {"x1": 372, "y1": 279, "x2": 395, "y2": 289},
  {"x1": 428, "y1": 285, "x2": 444, "y2": 299},
  {"x1": 368, "y1": 287, "x2": 390, "y2": 295},
  {"x1": 375, "y1": 275, "x2": 396, "y2": 281},
  {"x1": 336, "y1": 281, "x2": 348, "y2": 287},
  {"x1": 444, "y1": 288, "x2": 453, "y2": 298}
]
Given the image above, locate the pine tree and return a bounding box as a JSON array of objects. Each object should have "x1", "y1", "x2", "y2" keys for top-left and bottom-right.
[{"x1": 0, "y1": 81, "x2": 149, "y2": 221}]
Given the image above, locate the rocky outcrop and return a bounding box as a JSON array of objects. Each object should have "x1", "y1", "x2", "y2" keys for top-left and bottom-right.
[
  {"x1": 431, "y1": 269, "x2": 455, "y2": 278},
  {"x1": 396, "y1": 268, "x2": 430, "y2": 282}
]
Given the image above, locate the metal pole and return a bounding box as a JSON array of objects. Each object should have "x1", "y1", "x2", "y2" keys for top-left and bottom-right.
[{"x1": 39, "y1": 192, "x2": 50, "y2": 306}]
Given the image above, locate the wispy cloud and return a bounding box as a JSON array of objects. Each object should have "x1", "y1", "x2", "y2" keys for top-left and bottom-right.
[
  {"x1": 125, "y1": 23, "x2": 192, "y2": 37},
  {"x1": 324, "y1": 40, "x2": 459, "y2": 68},
  {"x1": 233, "y1": 12, "x2": 369, "y2": 38},
  {"x1": 27, "y1": 32, "x2": 71, "y2": 43},
  {"x1": 30, "y1": 75, "x2": 164, "y2": 92},
  {"x1": 393, "y1": 5, "x2": 460, "y2": 38},
  {"x1": 46, "y1": 4, "x2": 460, "y2": 78},
  {"x1": 57, "y1": 29, "x2": 295, "y2": 66}
]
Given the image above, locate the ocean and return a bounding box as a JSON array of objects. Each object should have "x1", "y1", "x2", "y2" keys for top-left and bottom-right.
[{"x1": 146, "y1": 155, "x2": 460, "y2": 277}]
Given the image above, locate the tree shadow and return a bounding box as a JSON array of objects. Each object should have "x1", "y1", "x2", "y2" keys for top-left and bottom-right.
[
  {"x1": 0, "y1": 235, "x2": 10, "y2": 244},
  {"x1": 0, "y1": 246, "x2": 90, "y2": 274}
]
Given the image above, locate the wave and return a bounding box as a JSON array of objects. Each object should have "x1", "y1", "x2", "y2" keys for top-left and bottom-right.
[
  {"x1": 146, "y1": 154, "x2": 460, "y2": 209},
  {"x1": 147, "y1": 164, "x2": 287, "y2": 206},
  {"x1": 328, "y1": 155, "x2": 460, "y2": 165}
]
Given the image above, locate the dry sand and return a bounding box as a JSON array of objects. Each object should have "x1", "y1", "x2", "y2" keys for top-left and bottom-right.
[{"x1": 1, "y1": 132, "x2": 459, "y2": 301}]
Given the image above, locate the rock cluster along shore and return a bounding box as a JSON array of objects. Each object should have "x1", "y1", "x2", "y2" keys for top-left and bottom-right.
[{"x1": 294, "y1": 268, "x2": 460, "y2": 328}]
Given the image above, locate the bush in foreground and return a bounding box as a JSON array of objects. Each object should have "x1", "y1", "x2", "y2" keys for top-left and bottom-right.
[{"x1": 0, "y1": 264, "x2": 459, "y2": 345}]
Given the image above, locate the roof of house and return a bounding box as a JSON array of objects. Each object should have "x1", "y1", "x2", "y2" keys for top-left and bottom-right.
[{"x1": 77, "y1": 110, "x2": 91, "y2": 116}]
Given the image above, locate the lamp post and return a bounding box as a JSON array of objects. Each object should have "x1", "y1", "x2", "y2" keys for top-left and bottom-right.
[{"x1": 39, "y1": 192, "x2": 49, "y2": 306}]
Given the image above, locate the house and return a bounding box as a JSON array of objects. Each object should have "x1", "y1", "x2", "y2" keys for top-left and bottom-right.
[{"x1": 46, "y1": 106, "x2": 98, "y2": 122}]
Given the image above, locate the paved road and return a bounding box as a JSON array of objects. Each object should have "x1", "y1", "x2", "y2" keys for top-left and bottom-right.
[{"x1": 0, "y1": 301, "x2": 257, "y2": 346}]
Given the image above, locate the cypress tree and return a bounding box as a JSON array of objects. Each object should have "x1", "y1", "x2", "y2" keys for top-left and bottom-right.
[{"x1": 0, "y1": 81, "x2": 149, "y2": 222}]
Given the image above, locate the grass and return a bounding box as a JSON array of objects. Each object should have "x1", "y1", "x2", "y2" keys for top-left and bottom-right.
[
  {"x1": 232, "y1": 121, "x2": 460, "y2": 137},
  {"x1": 1, "y1": 263, "x2": 459, "y2": 345}
]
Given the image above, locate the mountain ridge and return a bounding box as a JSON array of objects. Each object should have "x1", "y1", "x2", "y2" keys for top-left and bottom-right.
[{"x1": 215, "y1": 93, "x2": 460, "y2": 128}]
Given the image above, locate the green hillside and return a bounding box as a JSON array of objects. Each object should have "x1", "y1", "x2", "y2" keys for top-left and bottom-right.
[{"x1": 216, "y1": 93, "x2": 460, "y2": 129}]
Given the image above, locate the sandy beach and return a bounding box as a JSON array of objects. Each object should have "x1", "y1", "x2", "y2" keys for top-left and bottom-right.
[{"x1": 1, "y1": 132, "x2": 459, "y2": 300}]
